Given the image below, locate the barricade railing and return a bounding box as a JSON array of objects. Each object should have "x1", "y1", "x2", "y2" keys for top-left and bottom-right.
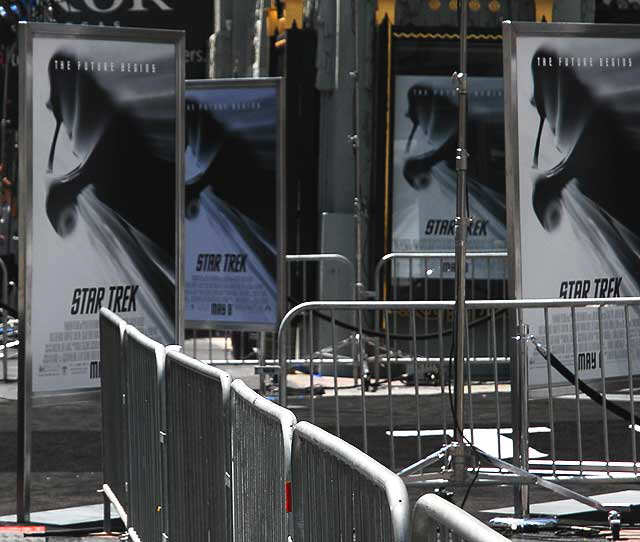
[
  {"x1": 124, "y1": 326, "x2": 168, "y2": 542},
  {"x1": 374, "y1": 252, "x2": 508, "y2": 302},
  {"x1": 278, "y1": 298, "x2": 640, "y2": 482},
  {"x1": 164, "y1": 350, "x2": 231, "y2": 542},
  {"x1": 278, "y1": 300, "x2": 510, "y2": 471},
  {"x1": 100, "y1": 311, "x2": 519, "y2": 542},
  {"x1": 411, "y1": 494, "x2": 509, "y2": 542},
  {"x1": 99, "y1": 309, "x2": 128, "y2": 531},
  {"x1": 292, "y1": 421, "x2": 410, "y2": 542},
  {"x1": 231, "y1": 380, "x2": 296, "y2": 542}
]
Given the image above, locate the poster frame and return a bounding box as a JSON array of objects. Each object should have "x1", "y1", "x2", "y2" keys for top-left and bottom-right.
[
  {"x1": 503, "y1": 20, "x2": 640, "y2": 300},
  {"x1": 17, "y1": 21, "x2": 185, "y2": 520},
  {"x1": 183, "y1": 77, "x2": 286, "y2": 333}
]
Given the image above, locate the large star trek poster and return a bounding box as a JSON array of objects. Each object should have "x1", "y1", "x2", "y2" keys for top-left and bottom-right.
[
  {"x1": 19, "y1": 23, "x2": 184, "y2": 393},
  {"x1": 392, "y1": 75, "x2": 506, "y2": 279},
  {"x1": 184, "y1": 79, "x2": 283, "y2": 330},
  {"x1": 504, "y1": 22, "x2": 640, "y2": 388}
]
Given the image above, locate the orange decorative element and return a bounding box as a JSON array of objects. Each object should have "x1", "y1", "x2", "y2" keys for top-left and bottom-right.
[
  {"x1": 469, "y1": 0, "x2": 481, "y2": 11},
  {"x1": 488, "y1": 0, "x2": 500, "y2": 12},
  {"x1": 428, "y1": 0, "x2": 442, "y2": 10},
  {"x1": 535, "y1": 0, "x2": 553, "y2": 21},
  {"x1": 376, "y1": 0, "x2": 395, "y2": 24},
  {"x1": 284, "y1": 0, "x2": 303, "y2": 29},
  {"x1": 449, "y1": 0, "x2": 457, "y2": 10},
  {"x1": 265, "y1": 7, "x2": 279, "y2": 37}
]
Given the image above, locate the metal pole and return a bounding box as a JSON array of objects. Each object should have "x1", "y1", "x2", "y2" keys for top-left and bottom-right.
[
  {"x1": 518, "y1": 323, "x2": 530, "y2": 517},
  {"x1": 351, "y1": 0, "x2": 364, "y2": 301},
  {"x1": 454, "y1": 0, "x2": 470, "y2": 447}
]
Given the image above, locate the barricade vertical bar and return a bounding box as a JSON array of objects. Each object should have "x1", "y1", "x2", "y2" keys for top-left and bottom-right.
[
  {"x1": 465, "y1": 311, "x2": 475, "y2": 444},
  {"x1": 278, "y1": 320, "x2": 288, "y2": 406},
  {"x1": 358, "y1": 307, "x2": 368, "y2": 452},
  {"x1": 598, "y1": 307, "x2": 610, "y2": 469},
  {"x1": 439, "y1": 310, "x2": 447, "y2": 447},
  {"x1": 309, "y1": 310, "x2": 315, "y2": 424},
  {"x1": 410, "y1": 309, "x2": 421, "y2": 460},
  {"x1": 258, "y1": 332, "x2": 266, "y2": 394},
  {"x1": 570, "y1": 307, "x2": 584, "y2": 474},
  {"x1": 512, "y1": 308, "x2": 523, "y2": 516},
  {"x1": 491, "y1": 309, "x2": 502, "y2": 459},
  {"x1": 409, "y1": 257, "x2": 414, "y2": 301},
  {"x1": 519, "y1": 322, "x2": 530, "y2": 518},
  {"x1": 625, "y1": 306, "x2": 638, "y2": 474},
  {"x1": 543, "y1": 307, "x2": 557, "y2": 475},
  {"x1": 330, "y1": 309, "x2": 340, "y2": 437},
  {"x1": 392, "y1": 259, "x2": 398, "y2": 343},
  {"x1": 384, "y1": 310, "x2": 396, "y2": 470}
]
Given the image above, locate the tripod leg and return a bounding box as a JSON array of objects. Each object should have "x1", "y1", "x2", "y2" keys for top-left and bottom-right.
[
  {"x1": 397, "y1": 443, "x2": 453, "y2": 478},
  {"x1": 473, "y1": 448, "x2": 612, "y2": 513}
]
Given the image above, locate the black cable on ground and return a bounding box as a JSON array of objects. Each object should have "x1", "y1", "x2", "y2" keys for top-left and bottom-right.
[
  {"x1": 533, "y1": 339, "x2": 640, "y2": 427},
  {"x1": 288, "y1": 295, "x2": 507, "y2": 342}
]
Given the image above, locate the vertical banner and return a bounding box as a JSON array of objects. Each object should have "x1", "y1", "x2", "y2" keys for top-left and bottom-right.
[
  {"x1": 392, "y1": 74, "x2": 506, "y2": 278},
  {"x1": 184, "y1": 79, "x2": 284, "y2": 330},
  {"x1": 504, "y1": 22, "x2": 640, "y2": 387},
  {"x1": 19, "y1": 23, "x2": 185, "y2": 394}
]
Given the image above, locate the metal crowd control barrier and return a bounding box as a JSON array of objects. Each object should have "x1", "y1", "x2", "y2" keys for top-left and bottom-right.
[
  {"x1": 231, "y1": 380, "x2": 296, "y2": 542},
  {"x1": 278, "y1": 298, "x2": 640, "y2": 486},
  {"x1": 99, "y1": 309, "x2": 128, "y2": 531},
  {"x1": 124, "y1": 326, "x2": 169, "y2": 542},
  {"x1": 374, "y1": 252, "x2": 508, "y2": 301},
  {"x1": 278, "y1": 300, "x2": 510, "y2": 470},
  {"x1": 412, "y1": 494, "x2": 509, "y2": 542},
  {"x1": 165, "y1": 351, "x2": 231, "y2": 542},
  {"x1": 292, "y1": 421, "x2": 410, "y2": 542}
]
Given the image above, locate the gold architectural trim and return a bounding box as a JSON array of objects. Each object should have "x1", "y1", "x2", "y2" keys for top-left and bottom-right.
[{"x1": 393, "y1": 31, "x2": 502, "y2": 40}]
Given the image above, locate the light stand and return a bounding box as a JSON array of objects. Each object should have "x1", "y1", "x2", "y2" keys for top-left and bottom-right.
[{"x1": 398, "y1": 4, "x2": 625, "y2": 537}]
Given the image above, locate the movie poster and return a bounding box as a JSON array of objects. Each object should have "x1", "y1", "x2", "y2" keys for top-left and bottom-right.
[
  {"x1": 506, "y1": 23, "x2": 640, "y2": 387},
  {"x1": 184, "y1": 80, "x2": 281, "y2": 329},
  {"x1": 392, "y1": 75, "x2": 507, "y2": 279},
  {"x1": 22, "y1": 25, "x2": 183, "y2": 393}
]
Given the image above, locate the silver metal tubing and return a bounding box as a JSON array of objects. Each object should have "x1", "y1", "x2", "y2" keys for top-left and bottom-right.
[{"x1": 412, "y1": 494, "x2": 509, "y2": 542}]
